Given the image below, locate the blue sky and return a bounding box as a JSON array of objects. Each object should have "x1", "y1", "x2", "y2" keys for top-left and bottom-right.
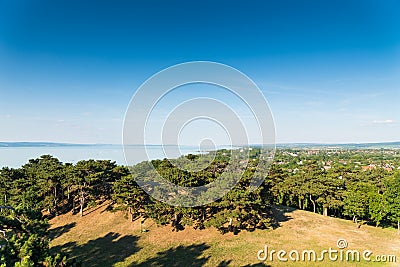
[{"x1": 0, "y1": 0, "x2": 399, "y2": 144}]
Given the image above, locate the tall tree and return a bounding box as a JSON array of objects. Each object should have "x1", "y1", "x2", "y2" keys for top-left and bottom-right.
[
  {"x1": 22, "y1": 155, "x2": 65, "y2": 215},
  {"x1": 343, "y1": 182, "x2": 374, "y2": 227},
  {"x1": 73, "y1": 160, "x2": 118, "y2": 216},
  {"x1": 384, "y1": 172, "x2": 400, "y2": 234}
]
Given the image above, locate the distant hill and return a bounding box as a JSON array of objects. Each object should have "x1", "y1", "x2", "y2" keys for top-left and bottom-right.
[
  {"x1": 0, "y1": 142, "x2": 120, "y2": 148},
  {"x1": 276, "y1": 141, "x2": 400, "y2": 149},
  {"x1": 0, "y1": 142, "x2": 92, "y2": 147},
  {"x1": 1, "y1": 141, "x2": 399, "y2": 149}
]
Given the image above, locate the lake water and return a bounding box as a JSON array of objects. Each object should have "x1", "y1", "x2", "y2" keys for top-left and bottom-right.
[
  {"x1": 0, "y1": 145, "x2": 209, "y2": 168},
  {"x1": 0, "y1": 145, "x2": 234, "y2": 168}
]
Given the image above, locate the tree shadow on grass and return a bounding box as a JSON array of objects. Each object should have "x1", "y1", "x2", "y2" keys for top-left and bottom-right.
[
  {"x1": 271, "y1": 205, "x2": 295, "y2": 229},
  {"x1": 131, "y1": 243, "x2": 211, "y2": 267},
  {"x1": 82, "y1": 200, "x2": 110, "y2": 217},
  {"x1": 217, "y1": 260, "x2": 271, "y2": 266},
  {"x1": 52, "y1": 233, "x2": 272, "y2": 266},
  {"x1": 242, "y1": 263, "x2": 272, "y2": 267},
  {"x1": 131, "y1": 244, "x2": 272, "y2": 267},
  {"x1": 51, "y1": 232, "x2": 140, "y2": 266},
  {"x1": 217, "y1": 260, "x2": 270, "y2": 267},
  {"x1": 216, "y1": 260, "x2": 232, "y2": 267},
  {"x1": 48, "y1": 222, "x2": 76, "y2": 239}
]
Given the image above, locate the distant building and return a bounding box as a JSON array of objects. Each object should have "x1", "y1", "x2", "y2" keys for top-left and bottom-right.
[
  {"x1": 362, "y1": 164, "x2": 376, "y2": 171},
  {"x1": 323, "y1": 165, "x2": 332, "y2": 171}
]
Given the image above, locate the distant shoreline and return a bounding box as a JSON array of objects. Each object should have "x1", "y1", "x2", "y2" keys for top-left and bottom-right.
[{"x1": 1, "y1": 141, "x2": 400, "y2": 149}]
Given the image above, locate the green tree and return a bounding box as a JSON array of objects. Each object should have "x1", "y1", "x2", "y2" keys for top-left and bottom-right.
[
  {"x1": 0, "y1": 207, "x2": 70, "y2": 266},
  {"x1": 343, "y1": 182, "x2": 374, "y2": 227},
  {"x1": 22, "y1": 155, "x2": 65, "y2": 215},
  {"x1": 384, "y1": 172, "x2": 400, "y2": 234},
  {"x1": 73, "y1": 160, "x2": 118, "y2": 216},
  {"x1": 112, "y1": 166, "x2": 149, "y2": 221}
]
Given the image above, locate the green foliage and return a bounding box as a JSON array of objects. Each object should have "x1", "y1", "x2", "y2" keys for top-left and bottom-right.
[
  {"x1": 269, "y1": 148, "x2": 400, "y2": 229},
  {"x1": 343, "y1": 183, "x2": 372, "y2": 220},
  {"x1": 110, "y1": 150, "x2": 274, "y2": 233},
  {"x1": 2, "y1": 147, "x2": 400, "y2": 249},
  {"x1": 384, "y1": 172, "x2": 400, "y2": 228},
  {"x1": 0, "y1": 208, "x2": 71, "y2": 267}
]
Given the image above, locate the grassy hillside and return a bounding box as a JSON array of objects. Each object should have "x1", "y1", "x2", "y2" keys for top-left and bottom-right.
[{"x1": 49, "y1": 203, "x2": 400, "y2": 266}]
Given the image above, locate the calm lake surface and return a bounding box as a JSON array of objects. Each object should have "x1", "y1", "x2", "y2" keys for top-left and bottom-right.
[{"x1": 0, "y1": 145, "x2": 215, "y2": 168}]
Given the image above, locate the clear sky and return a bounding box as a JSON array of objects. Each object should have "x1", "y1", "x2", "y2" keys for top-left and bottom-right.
[{"x1": 0, "y1": 0, "x2": 399, "y2": 144}]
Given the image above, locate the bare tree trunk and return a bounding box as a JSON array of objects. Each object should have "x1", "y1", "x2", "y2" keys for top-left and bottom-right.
[
  {"x1": 172, "y1": 213, "x2": 178, "y2": 231},
  {"x1": 228, "y1": 218, "x2": 233, "y2": 232},
  {"x1": 309, "y1": 195, "x2": 316, "y2": 213},
  {"x1": 80, "y1": 199, "x2": 84, "y2": 217},
  {"x1": 79, "y1": 189, "x2": 84, "y2": 217},
  {"x1": 398, "y1": 220, "x2": 400, "y2": 235},
  {"x1": 54, "y1": 186, "x2": 58, "y2": 213},
  {"x1": 129, "y1": 206, "x2": 134, "y2": 222},
  {"x1": 323, "y1": 207, "x2": 328, "y2": 216},
  {"x1": 72, "y1": 196, "x2": 75, "y2": 214}
]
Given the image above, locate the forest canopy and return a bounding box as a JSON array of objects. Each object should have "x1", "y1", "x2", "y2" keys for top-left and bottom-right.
[{"x1": 1, "y1": 148, "x2": 400, "y2": 265}]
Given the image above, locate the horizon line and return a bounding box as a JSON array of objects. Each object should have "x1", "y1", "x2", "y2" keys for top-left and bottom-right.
[{"x1": 1, "y1": 141, "x2": 400, "y2": 146}]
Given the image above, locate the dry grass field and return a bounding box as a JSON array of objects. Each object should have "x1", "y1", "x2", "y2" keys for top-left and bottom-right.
[{"x1": 49, "y1": 202, "x2": 400, "y2": 266}]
